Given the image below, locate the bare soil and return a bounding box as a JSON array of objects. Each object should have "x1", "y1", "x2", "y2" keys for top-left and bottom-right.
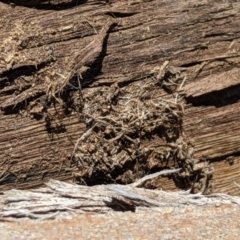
[{"x1": 1, "y1": 205, "x2": 239, "y2": 239}]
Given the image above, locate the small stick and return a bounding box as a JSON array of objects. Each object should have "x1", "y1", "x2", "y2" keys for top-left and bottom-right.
[
  {"x1": 107, "y1": 132, "x2": 125, "y2": 143},
  {"x1": 193, "y1": 61, "x2": 208, "y2": 81},
  {"x1": 70, "y1": 123, "x2": 97, "y2": 163},
  {"x1": 234, "y1": 181, "x2": 240, "y2": 188},
  {"x1": 131, "y1": 168, "x2": 181, "y2": 187},
  {"x1": 179, "y1": 75, "x2": 187, "y2": 89}
]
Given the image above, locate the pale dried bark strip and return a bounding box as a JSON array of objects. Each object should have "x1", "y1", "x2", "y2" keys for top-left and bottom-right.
[{"x1": 1, "y1": 179, "x2": 240, "y2": 221}]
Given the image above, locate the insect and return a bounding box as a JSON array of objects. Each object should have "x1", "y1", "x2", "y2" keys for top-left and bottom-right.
[{"x1": 50, "y1": 110, "x2": 66, "y2": 120}]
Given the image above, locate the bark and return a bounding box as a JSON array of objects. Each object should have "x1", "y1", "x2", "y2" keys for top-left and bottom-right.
[
  {"x1": 0, "y1": 0, "x2": 240, "y2": 195},
  {"x1": 1, "y1": 180, "x2": 240, "y2": 239},
  {"x1": 1, "y1": 179, "x2": 240, "y2": 220}
]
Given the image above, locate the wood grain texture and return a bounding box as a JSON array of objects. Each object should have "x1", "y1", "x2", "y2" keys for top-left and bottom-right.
[
  {"x1": 0, "y1": 0, "x2": 240, "y2": 194},
  {"x1": 1, "y1": 179, "x2": 240, "y2": 219}
]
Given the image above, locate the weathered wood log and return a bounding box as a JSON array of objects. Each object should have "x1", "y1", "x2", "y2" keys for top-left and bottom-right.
[
  {"x1": 1, "y1": 179, "x2": 240, "y2": 239},
  {"x1": 0, "y1": 0, "x2": 240, "y2": 195},
  {"x1": 1, "y1": 179, "x2": 240, "y2": 220}
]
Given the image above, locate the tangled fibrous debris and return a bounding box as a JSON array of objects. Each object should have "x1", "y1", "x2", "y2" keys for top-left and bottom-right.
[{"x1": 71, "y1": 68, "x2": 213, "y2": 193}]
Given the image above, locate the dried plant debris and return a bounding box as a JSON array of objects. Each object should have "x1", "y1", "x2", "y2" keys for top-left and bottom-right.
[
  {"x1": 71, "y1": 68, "x2": 213, "y2": 193},
  {"x1": 151, "y1": 60, "x2": 187, "y2": 92},
  {"x1": 0, "y1": 19, "x2": 212, "y2": 193}
]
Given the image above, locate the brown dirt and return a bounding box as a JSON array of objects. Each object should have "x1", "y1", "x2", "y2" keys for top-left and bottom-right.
[{"x1": 1, "y1": 205, "x2": 239, "y2": 239}]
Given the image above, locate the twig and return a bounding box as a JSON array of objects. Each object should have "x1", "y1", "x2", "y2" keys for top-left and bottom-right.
[
  {"x1": 130, "y1": 168, "x2": 181, "y2": 187},
  {"x1": 193, "y1": 61, "x2": 208, "y2": 81},
  {"x1": 70, "y1": 123, "x2": 97, "y2": 163},
  {"x1": 107, "y1": 132, "x2": 125, "y2": 143},
  {"x1": 179, "y1": 75, "x2": 187, "y2": 89},
  {"x1": 234, "y1": 181, "x2": 240, "y2": 188}
]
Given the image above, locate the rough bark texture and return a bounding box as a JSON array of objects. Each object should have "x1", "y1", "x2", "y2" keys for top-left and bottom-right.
[
  {"x1": 1, "y1": 179, "x2": 240, "y2": 239},
  {"x1": 1, "y1": 179, "x2": 240, "y2": 220},
  {"x1": 0, "y1": 0, "x2": 240, "y2": 196}
]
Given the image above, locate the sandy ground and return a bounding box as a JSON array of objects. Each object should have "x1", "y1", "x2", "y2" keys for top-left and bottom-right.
[{"x1": 1, "y1": 204, "x2": 240, "y2": 240}]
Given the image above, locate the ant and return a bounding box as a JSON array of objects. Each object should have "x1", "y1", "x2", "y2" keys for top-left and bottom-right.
[{"x1": 49, "y1": 109, "x2": 66, "y2": 121}]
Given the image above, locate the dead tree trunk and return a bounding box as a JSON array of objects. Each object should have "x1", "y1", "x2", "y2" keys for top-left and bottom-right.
[{"x1": 0, "y1": 0, "x2": 240, "y2": 195}]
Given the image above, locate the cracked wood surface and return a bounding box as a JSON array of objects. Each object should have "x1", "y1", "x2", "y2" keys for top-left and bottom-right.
[
  {"x1": 0, "y1": 0, "x2": 240, "y2": 195},
  {"x1": 1, "y1": 179, "x2": 240, "y2": 239}
]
